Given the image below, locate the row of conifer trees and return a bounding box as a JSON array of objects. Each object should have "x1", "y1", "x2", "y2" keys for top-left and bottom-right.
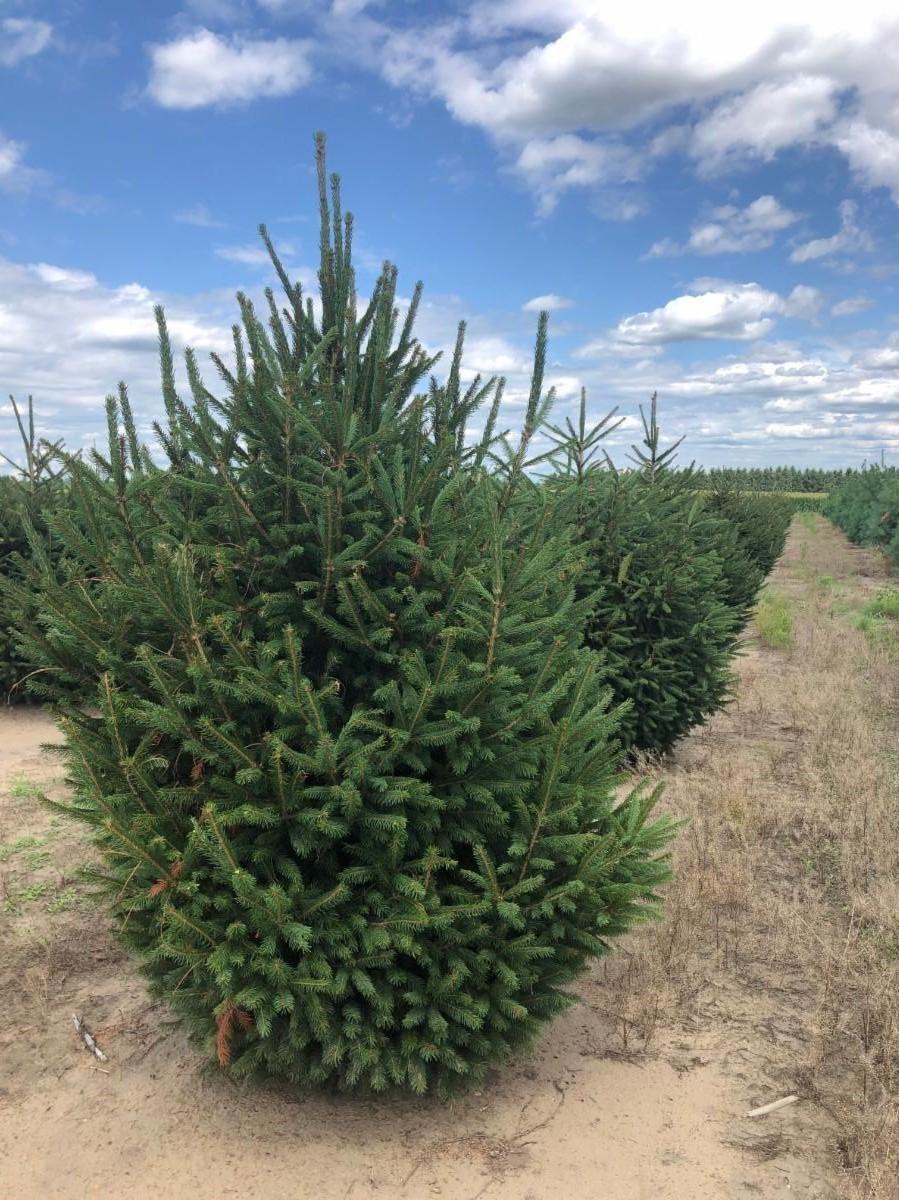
[
  {"x1": 825, "y1": 466, "x2": 899, "y2": 567},
  {"x1": 0, "y1": 137, "x2": 795, "y2": 1097},
  {"x1": 696, "y1": 465, "x2": 849, "y2": 493}
]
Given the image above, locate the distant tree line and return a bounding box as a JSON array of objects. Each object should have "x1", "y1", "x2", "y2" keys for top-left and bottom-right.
[{"x1": 696, "y1": 466, "x2": 862, "y2": 493}]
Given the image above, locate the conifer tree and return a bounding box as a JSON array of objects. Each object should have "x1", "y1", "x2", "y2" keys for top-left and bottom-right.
[
  {"x1": 701, "y1": 482, "x2": 794, "y2": 579},
  {"x1": 548, "y1": 393, "x2": 740, "y2": 755},
  {"x1": 825, "y1": 466, "x2": 899, "y2": 567},
  {"x1": 7, "y1": 136, "x2": 676, "y2": 1096},
  {"x1": 0, "y1": 395, "x2": 68, "y2": 700}
]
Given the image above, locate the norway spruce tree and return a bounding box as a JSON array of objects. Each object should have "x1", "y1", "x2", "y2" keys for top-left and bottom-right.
[
  {"x1": 0, "y1": 395, "x2": 68, "y2": 701},
  {"x1": 701, "y1": 482, "x2": 793, "y2": 579},
  {"x1": 549, "y1": 394, "x2": 740, "y2": 755},
  {"x1": 10, "y1": 137, "x2": 675, "y2": 1096},
  {"x1": 826, "y1": 466, "x2": 899, "y2": 567}
]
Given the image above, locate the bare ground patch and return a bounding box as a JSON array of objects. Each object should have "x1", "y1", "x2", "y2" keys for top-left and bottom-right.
[{"x1": 0, "y1": 516, "x2": 895, "y2": 1199}]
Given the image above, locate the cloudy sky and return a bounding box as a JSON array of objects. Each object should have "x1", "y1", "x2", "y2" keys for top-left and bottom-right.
[{"x1": 3, "y1": 1, "x2": 899, "y2": 468}]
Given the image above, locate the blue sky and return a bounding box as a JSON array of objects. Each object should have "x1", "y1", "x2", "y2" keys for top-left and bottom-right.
[{"x1": 2, "y1": 1, "x2": 899, "y2": 468}]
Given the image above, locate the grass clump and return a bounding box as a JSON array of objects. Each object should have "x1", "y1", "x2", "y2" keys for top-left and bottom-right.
[
  {"x1": 5, "y1": 880, "x2": 50, "y2": 913},
  {"x1": 862, "y1": 587, "x2": 899, "y2": 621},
  {"x1": 0, "y1": 833, "x2": 45, "y2": 862},
  {"x1": 7, "y1": 775, "x2": 43, "y2": 801},
  {"x1": 47, "y1": 887, "x2": 82, "y2": 914},
  {"x1": 854, "y1": 587, "x2": 899, "y2": 640},
  {"x1": 756, "y1": 591, "x2": 793, "y2": 649}
]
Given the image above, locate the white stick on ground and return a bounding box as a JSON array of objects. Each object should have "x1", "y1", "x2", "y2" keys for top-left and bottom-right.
[
  {"x1": 72, "y1": 1014, "x2": 108, "y2": 1063},
  {"x1": 746, "y1": 1094, "x2": 798, "y2": 1118}
]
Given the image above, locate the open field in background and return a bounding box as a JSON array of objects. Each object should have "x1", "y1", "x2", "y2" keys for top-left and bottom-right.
[{"x1": 0, "y1": 515, "x2": 896, "y2": 1199}]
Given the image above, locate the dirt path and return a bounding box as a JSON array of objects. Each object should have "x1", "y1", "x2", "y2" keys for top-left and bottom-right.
[{"x1": 0, "y1": 518, "x2": 894, "y2": 1200}]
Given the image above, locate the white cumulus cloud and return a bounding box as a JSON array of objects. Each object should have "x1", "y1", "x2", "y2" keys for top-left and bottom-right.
[
  {"x1": 32, "y1": 264, "x2": 98, "y2": 291},
  {"x1": 367, "y1": 3, "x2": 899, "y2": 213},
  {"x1": 832, "y1": 295, "x2": 874, "y2": 317},
  {"x1": 646, "y1": 194, "x2": 800, "y2": 257},
  {"x1": 147, "y1": 29, "x2": 313, "y2": 109},
  {"x1": 513, "y1": 134, "x2": 641, "y2": 214},
  {"x1": 0, "y1": 18, "x2": 52, "y2": 68},
  {"x1": 763, "y1": 397, "x2": 817, "y2": 412},
  {"x1": 0, "y1": 256, "x2": 233, "y2": 462},
  {"x1": 598, "y1": 281, "x2": 822, "y2": 347},
  {"x1": 690, "y1": 77, "x2": 837, "y2": 174},
  {"x1": 831, "y1": 119, "x2": 899, "y2": 202},
  {"x1": 0, "y1": 131, "x2": 47, "y2": 193},
  {"x1": 175, "y1": 203, "x2": 227, "y2": 228},
  {"x1": 790, "y1": 200, "x2": 872, "y2": 264},
  {"x1": 215, "y1": 240, "x2": 294, "y2": 266},
  {"x1": 522, "y1": 293, "x2": 573, "y2": 312}
]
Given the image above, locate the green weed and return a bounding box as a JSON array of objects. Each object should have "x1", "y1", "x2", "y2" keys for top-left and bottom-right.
[
  {"x1": 5, "y1": 881, "x2": 50, "y2": 912},
  {"x1": 853, "y1": 587, "x2": 899, "y2": 640},
  {"x1": 854, "y1": 613, "x2": 878, "y2": 637},
  {"x1": 0, "y1": 834, "x2": 45, "y2": 863},
  {"x1": 800, "y1": 837, "x2": 843, "y2": 896},
  {"x1": 863, "y1": 588, "x2": 899, "y2": 621},
  {"x1": 756, "y1": 591, "x2": 793, "y2": 649},
  {"x1": 47, "y1": 887, "x2": 81, "y2": 914},
  {"x1": 7, "y1": 775, "x2": 43, "y2": 801}
]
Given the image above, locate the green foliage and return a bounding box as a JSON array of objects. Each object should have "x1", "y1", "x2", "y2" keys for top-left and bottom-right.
[
  {"x1": 0, "y1": 475, "x2": 34, "y2": 696},
  {"x1": 7, "y1": 774, "x2": 43, "y2": 800},
  {"x1": 699, "y1": 483, "x2": 794, "y2": 577},
  {"x1": 862, "y1": 588, "x2": 899, "y2": 622},
  {"x1": 697, "y1": 466, "x2": 851, "y2": 493},
  {"x1": 547, "y1": 396, "x2": 743, "y2": 756},
  {"x1": 541, "y1": 395, "x2": 810, "y2": 756},
  {"x1": 570, "y1": 470, "x2": 740, "y2": 754},
  {"x1": 0, "y1": 397, "x2": 68, "y2": 702},
  {"x1": 783, "y1": 494, "x2": 828, "y2": 514},
  {"x1": 4, "y1": 880, "x2": 50, "y2": 912},
  {"x1": 825, "y1": 468, "x2": 899, "y2": 568},
  {"x1": 8, "y1": 137, "x2": 675, "y2": 1097},
  {"x1": 0, "y1": 834, "x2": 45, "y2": 863},
  {"x1": 47, "y1": 887, "x2": 82, "y2": 914},
  {"x1": 697, "y1": 502, "x2": 765, "y2": 620},
  {"x1": 756, "y1": 592, "x2": 793, "y2": 649},
  {"x1": 852, "y1": 607, "x2": 897, "y2": 642}
]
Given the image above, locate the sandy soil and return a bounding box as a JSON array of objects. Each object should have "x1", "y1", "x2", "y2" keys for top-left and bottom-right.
[
  {"x1": 1, "y1": 521, "x2": 886, "y2": 1200},
  {"x1": 0, "y1": 710, "x2": 795, "y2": 1200}
]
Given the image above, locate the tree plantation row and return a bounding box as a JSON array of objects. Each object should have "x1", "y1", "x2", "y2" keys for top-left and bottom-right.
[
  {"x1": 697, "y1": 465, "x2": 852, "y2": 494},
  {"x1": 825, "y1": 467, "x2": 899, "y2": 568},
  {"x1": 0, "y1": 137, "x2": 840, "y2": 1098}
]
